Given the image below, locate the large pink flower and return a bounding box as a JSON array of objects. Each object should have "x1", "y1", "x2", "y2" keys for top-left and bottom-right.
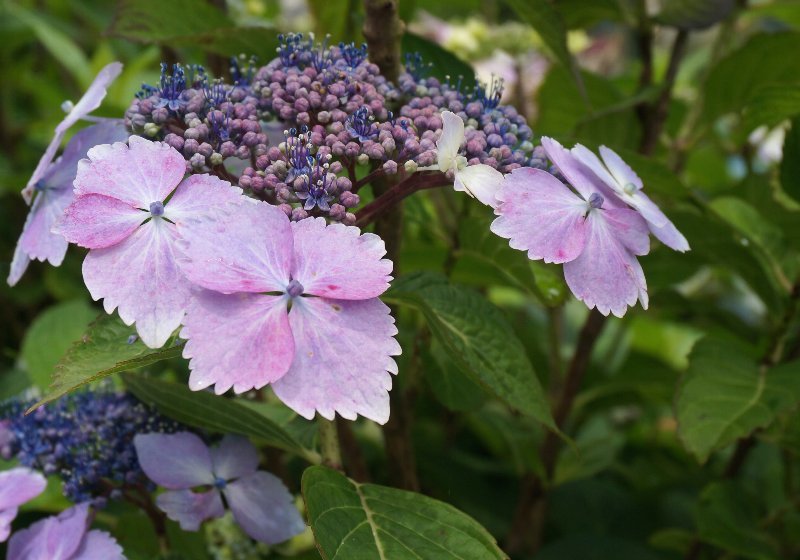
[
  {"x1": 8, "y1": 121, "x2": 129, "y2": 286},
  {"x1": 177, "y1": 199, "x2": 401, "y2": 423},
  {"x1": 491, "y1": 137, "x2": 650, "y2": 317},
  {"x1": 21, "y1": 62, "x2": 122, "y2": 204},
  {"x1": 55, "y1": 136, "x2": 243, "y2": 348}
]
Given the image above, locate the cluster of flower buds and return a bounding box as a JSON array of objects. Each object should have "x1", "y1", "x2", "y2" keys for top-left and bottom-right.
[{"x1": 1, "y1": 391, "x2": 180, "y2": 506}]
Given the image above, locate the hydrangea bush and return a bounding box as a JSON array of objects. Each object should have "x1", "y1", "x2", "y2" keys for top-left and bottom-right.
[{"x1": 3, "y1": 0, "x2": 800, "y2": 559}]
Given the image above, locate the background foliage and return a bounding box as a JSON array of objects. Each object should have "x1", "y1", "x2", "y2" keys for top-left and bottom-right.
[{"x1": 3, "y1": 0, "x2": 800, "y2": 558}]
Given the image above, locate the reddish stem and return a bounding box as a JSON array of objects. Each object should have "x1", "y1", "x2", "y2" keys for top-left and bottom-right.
[{"x1": 355, "y1": 171, "x2": 449, "y2": 227}]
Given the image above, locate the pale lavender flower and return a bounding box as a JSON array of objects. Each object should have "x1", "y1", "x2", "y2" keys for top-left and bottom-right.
[
  {"x1": 6, "y1": 502, "x2": 123, "y2": 560},
  {"x1": 8, "y1": 121, "x2": 129, "y2": 286},
  {"x1": 0, "y1": 467, "x2": 46, "y2": 542},
  {"x1": 54, "y1": 136, "x2": 243, "y2": 348},
  {"x1": 134, "y1": 432, "x2": 304, "y2": 544},
  {"x1": 177, "y1": 199, "x2": 401, "y2": 423},
  {"x1": 491, "y1": 137, "x2": 650, "y2": 317},
  {"x1": 21, "y1": 62, "x2": 123, "y2": 204}
]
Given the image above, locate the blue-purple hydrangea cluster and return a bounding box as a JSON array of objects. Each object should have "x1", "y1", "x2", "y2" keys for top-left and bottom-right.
[
  {"x1": 125, "y1": 33, "x2": 543, "y2": 224},
  {"x1": 1, "y1": 390, "x2": 180, "y2": 506}
]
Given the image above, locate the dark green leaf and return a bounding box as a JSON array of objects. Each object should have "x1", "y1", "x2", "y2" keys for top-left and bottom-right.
[
  {"x1": 743, "y1": 85, "x2": 800, "y2": 131},
  {"x1": 302, "y1": 465, "x2": 509, "y2": 559},
  {"x1": 308, "y1": 0, "x2": 361, "y2": 42},
  {"x1": 656, "y1": 0, "x2": 735, "y2": 29},
  {"x1": 676, "y1": 337, "x2": 800, "y2": 462},
  {"x1": 30, "y1": 313, "x2": 183, "y2": 412},
  {"x1": 402, "y1": 33, "x2": 476, "y2": 89},
  {"x1": 109, "y1": 0, "x2": 279, "y2": 59},
  {"x1": 425, "y1": 342, "x2": 487, "y2": 412},
  {"x1": 704, "y1": 32, "x2": 800, "y2": 125},
  {"x1": 780, "y1": 118, "x2": 800, "y2": 202},
  {"x1": 20, "y1": 299, "x2": 95, "y2": 391},
  {"x1": 386, "y1": 273, "x2": 555, "y2": 429},
  {"x1": 555, "y1": 0, "x2": 623, "y2": 29},
  {"x1": 123, "y1": 374, "x2": 316, "y2": 461}
]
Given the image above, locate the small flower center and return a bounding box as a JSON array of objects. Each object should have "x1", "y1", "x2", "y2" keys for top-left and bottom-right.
[
  {"x1": 34, "y1": 180, "x2": 47, "y2": 192},
  {"x1": 588, "y1": 192, "x2": 604, "y2": 210},
  {"x1": 213, "y1": 477, "x2": 227, "y2": 490},
  {"x1": 623, "y1": 182, "x2": 638, "y2": 196},
  {"x1": 149, "y1": 201, "x2": 165, "y2": 217},
  {"x1": 287, "y1": 279, "x2": 304, "y2": 298}
]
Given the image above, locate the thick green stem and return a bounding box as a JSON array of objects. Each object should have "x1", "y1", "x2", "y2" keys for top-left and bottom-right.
[{"x1": 318, "y1": 417, "x2": 343, "y2": 471}]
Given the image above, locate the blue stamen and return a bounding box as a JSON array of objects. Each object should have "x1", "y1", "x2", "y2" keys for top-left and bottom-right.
[
  {"x1": 213, "y1": 477, "x2": 227, "y2": 490},
  {"x1": 287, "y1": 279, "x2": 304, "y2": 298},
  {"x1": 588, "y1": 193, "x2": 604, "y2": 209},
  {"x1": 345, "y1": 106, "x2": 377, "y2": 142},
  {"x1": 150, "y1": 201, "x2": 165, "y2": 216}
]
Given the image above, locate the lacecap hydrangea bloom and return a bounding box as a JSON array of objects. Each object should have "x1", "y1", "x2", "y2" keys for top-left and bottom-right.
[
  {"x1": 7, "y1": 502, "x2": 124, "y2": 560},
  {"x1": 134, "y1": 432, "x2": 304, "y2": 544},
  {"x1": 55, "y1": 135, "x2": 243, "y2": 348},
  {"x1": 0, "y1": 467, "x2": 46, "y2": 542},
  {"x1": 177, "y1": 198, "x2": 400, "y2": 423}
]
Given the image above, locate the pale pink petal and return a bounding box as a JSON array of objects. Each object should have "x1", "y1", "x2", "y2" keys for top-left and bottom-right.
[
  {"x1": 602, "y1": 207, "x2": 650, "y2": 256},
  {"x1": 563, "y1": 212, "x2": 648, "y2": 317},
  {"x1": 273, "y1": 297, "x2": 400, "y2": 423},
  {"x1": 437, "y1": 110, "x2": 464, "y2": 172},
  {"x1": 70, "y1": 530, "x2": 125, "y2": 560},
  {"x1": 541, "y1": 137, "x2": 607, "y2": 201},
  {"x1": 454, "y1": 164, "x2": 504, "y2": 207},
  {"x1": 7, "y1": 244, "x2": 31, "y2": 288},
  {"x1": 82, "y1": 219, "x2": 190, "y2": 348},
  {"x1": 210, "y1": 435, "x2": 259, "y2": 481},
  {"x1": 223, "y1": 471, "x2": 305, "y2": 544},
  {"x1": 650, "y1": 219, "x2": 690, "y2": 252},
  {"x1": 491, "y1": 168, "x2": 588, "y2": 263},
  {"x1": 56, "y1": 194, "x2": 145, "y2": 249},
  {"x1": 0, "y1": 468, "x2": 47, "y2": 511},
  {"x1": 134, "y1": 432, "x2": 214, "y2": 489},
  {"x1": 598, "y1": 145, "x2": 643, "y2": 190},
  {"x1": 164, "y1": 173, "x2": 244, "y2": 224},
  {"x1": 75, "y1": 136, "x2": 186, "y2": 208},
  {"x1": 0, "y1": 507, "x2": 17, "y2": 543},
  {"x1": 21, "y1": 63, "x2": 123, "y2": 203},
  {"x1": 181, "y1": 291, "x2": 294, "y2": 394},
  {"x1": 156, "y1": 489, "x2": 225, "y2": 531},
  {"x1": 40, "y1": 503, "x2": 91, "y2": 560},
  {"x1": 177, "y1": 200, "x2": 293, "y2": 294},
  {"x1": 56, "y1": 62, "x2": 123, "y2": 134},
  {"x1": 571, "y1": 143, "x2": 619, "y2": 191},
  {"x1": 290, "y1": 218, "x2": 392, "y2": 299}
]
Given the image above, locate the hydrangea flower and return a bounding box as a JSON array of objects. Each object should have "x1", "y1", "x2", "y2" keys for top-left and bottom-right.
[
  {"x1": 436, "y1": 110, "x2": 505, "y2": 206},
  {"x1": 22, "y1": 62, "x2": 123, "y2": 204},
  {"x1": 55, "y1": 135, "x2": 243, "y2": 348},
  {"x1": 177, "y1": 199, "x2": 400, "y2": 423},
  {"x1": 7, "y1": 502, "x2": 123, "y2": 560},
  {"x1": 8, "y1": 121, "x2": 129, "y2": 286},
  {"x1": 0, "y1": 467, "x2": 46, "y2": 542},
  {"x1": 491, "y1": 137, "x2": 650, "y2": 316},
  {"x1": 134, "y1": 432, "x2": 304, "y2": 544},
  {"x1": 571, "y1": 144, "x2": 689, "y2": 251}
]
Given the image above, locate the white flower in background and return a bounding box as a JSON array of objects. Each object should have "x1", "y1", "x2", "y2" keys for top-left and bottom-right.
[{"x1": 436, "y1": 111, "x2": 505, "y2": 207}]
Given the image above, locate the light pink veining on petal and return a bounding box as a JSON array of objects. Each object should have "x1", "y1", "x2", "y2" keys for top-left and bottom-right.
[
  {"x1": 649, "y1": 218, "x2": 690, "y2": 252},
  {"x1": 210, "y1": 435, "x2": 260, "y2": 481},
  {"x1": 290, "y1": 217, "x2": 392, "y2": 300},
  {"x1": 21, "y1": 62, "x2": 123, "y2": 204},
  {"x1": 70, "y1": 530, "x2": 125, "y2": 560},
  {"x1": 540, "y1": 137, "x2": 606, "y2": 202},
  {"x1": 75, "y1": 136, "x2": 186, "y2": 208},
  {"x1": 56, "y1": 194, "x2": 145, "y2": 249},
  {"x1": 563, "y1": 212, "x2": 648, "y2": 317},
  {"x1": 177, "y1": 200, "x2": 293, "y2": 294},
  {"x1": 164, "y1": 173, "x2": 244, "y2": 225},
  {"x1": 156, "y1": 489, "x2": 225, "y2": 531},
  {"x1": 223, "y1": 471, "x2": 305, "y2": 544},
  {"x1": 602, "y1": 207, "x2": 651, "y2": 257},
  {"x1": 8, "y1": 503, "x2": 91, "y2": 560},
  {"x1": 272, "y1": 297, "x2": 400, "y2": 423},
  {"x1": 134, "y1": 432, "x2": 215, "y2": 489},
  {"x1": 181, "y1": 291, "x2": 294, "y2": 394},
  {"x1": 491, "y1": 167, "x2": 588, "y2": 263},
  {"x1": 82, "y1": 219, "x2": 190, "y2": 348}
]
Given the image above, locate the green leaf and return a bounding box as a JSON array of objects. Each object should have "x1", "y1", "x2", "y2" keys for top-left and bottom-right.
[
  {"x1": 743, "y1": 85, "x2": 800, "y2": 131},
  {"x1": 709, "y1": 197, "x2": 787, "y2": 267},
  {"x1": 30, "y1": 313, "x2": 183, "y2": 411},
  {"x1": 704, "y1": 32, "x2": 800, "y2": 125},
  {"x1": 556, "y1": 0, "x2": 623, "y2": 29},
  {"x1": 676, "y1": 337, "x2": 800, "y2": 462},
  {"x1": 20, "y1": 300, "x2": 96, "y2": 391},
  {"x1": 780, "y1": 118, "x2": 800, "y2": 203},
  {"x1": 655, "y1": 0, "x2": 735, "y2": 29},
  {"x1": 123, "y1": 374, "x2": 317, "y2": 461},
  {"x1": 109, "y1": 0, "x2": 279, "y2": 59},
  {"x1": 401, "y1": 33, "x2": 476, "y2": 89},
  {"x1": 502, "y1": 0, "x2": 585, "y2": 97},
  {"x1": 386, "y1": 273, "x2": 555, "y2": 429},
  {"x1": 425, "y1": 342, "x2": 487, "y2": 412},
  {"x1": 302, "y1": 465, "x2": 509, "y2": 559},
  {"x1": 695, "y1": 482, "x2": 779, "y2": 559},
  {"x1": 308, "y1": 0, "x2": 361, "y2": 42}
]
